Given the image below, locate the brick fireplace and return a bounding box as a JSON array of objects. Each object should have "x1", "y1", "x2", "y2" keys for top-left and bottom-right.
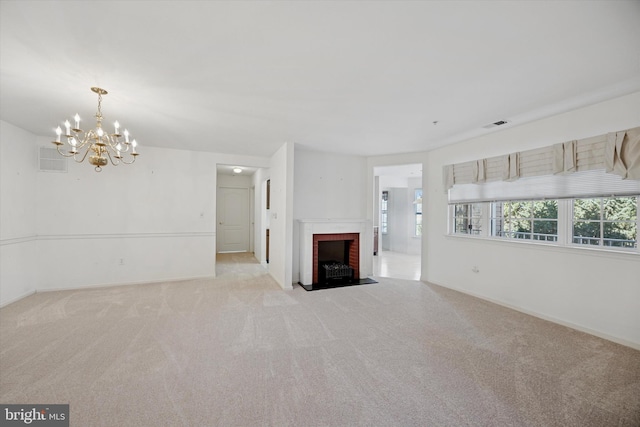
[
  {"x1": 313, "y1": 233, "x2": 360, "y2": 284},
  {"x1": 298, "y1": 219, "x2": 371, "y2": 287}
]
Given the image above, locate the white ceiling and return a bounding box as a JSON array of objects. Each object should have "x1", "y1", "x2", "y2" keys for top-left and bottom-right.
[
  {"x1": 217, "y1": 164, "x2": 259, "y2": 176},
  {"x1": 1, "y1": 1, "x2": 639, "y2": 159}
]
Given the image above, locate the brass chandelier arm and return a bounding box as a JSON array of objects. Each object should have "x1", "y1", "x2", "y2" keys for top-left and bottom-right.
[
  {"x1": 119, "y1": 154, "x2": 137, "y2": 165},
  {"x1": 54, "y1": 143, "x2": 77, "y2": 158},
  {"x1": 105, "y1": 149, "x2": 119, "y2": 166},
  {"x1": 73, "y1": 145, "x2": 92, "y2": 164}
]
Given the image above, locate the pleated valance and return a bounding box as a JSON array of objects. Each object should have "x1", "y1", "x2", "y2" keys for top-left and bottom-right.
[
  {"x1": 444, "y1": 126, "x2": 640, "y2": 192},
  {"x1": 444, "y1": 126, "x2": 640, "y2": 203}
]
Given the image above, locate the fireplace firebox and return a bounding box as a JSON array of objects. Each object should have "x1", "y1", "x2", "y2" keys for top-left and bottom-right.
[{"x1": 313, "y1": 233, "x2": 359, "y2": 284}]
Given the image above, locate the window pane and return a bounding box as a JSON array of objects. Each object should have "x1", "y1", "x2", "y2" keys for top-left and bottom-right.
[
  {"x1": 516, "y1": 219, "x2": 532, "y2": 231},
  {"x1": 573, "y1": 196, "x2": 637, "y2": 249},
  {"x1": 491, "y1": 199, "x2": 558, "y2": 241},
  {"x1": 603, "y1": 197, "x2": 636, "y2": 221},
  {"x1": 455, "y1": 205, "x2": 467, "y2": 216},
  {"x1": 603, "y1": 221, "x2": 636, "y2": 247},
  {"x1": 455, "y1": 218, "x2": 469, "y2": 233},
  {"x1": 381, "y1": 191, "x2": 388, "y2": 233},
  {"x1": 415, "y1": 189, "x2": 423, "y2": 236},
  {"x1": 533, "y1": 200, "x2": 558, "y2": 219},
  {"x1": 574, "y1": 199, "x2": 601, "y2": 220},
  {"x1": 453, "y1": 203, "x2": 483, "y2": 235},
  {"x1": 533, "y1": 220, "x2": 557, "y2": 236},
  {"x1": 471, "y1": 217, "x2": 482, "y2": 232},
  {"x1": 574, "y1": 221, "x2": 600, "y2": 237},
  {"x1": 573, "y1": 220, "x2": 600, "y2": 241}
]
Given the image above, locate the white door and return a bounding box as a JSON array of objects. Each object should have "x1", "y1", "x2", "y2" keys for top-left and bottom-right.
[{"x1": 217, "y1": 187, "x2": 250, "y2": 252}]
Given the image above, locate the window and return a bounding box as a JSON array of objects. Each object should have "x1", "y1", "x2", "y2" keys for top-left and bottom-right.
[
  {"x1": 444, "y1": 125, "x2": 640, "y2": 253},
  {"x1": 449, "y1": 196, "x2": 640, "y2": 253},
  {"x1": 381, "y1": 191, "x2": 388, "y2": 234},
  {"x1": 453, "y1": 203, "x2": 483, "y2": 235},
  {"x1": 491, "y1": 200, "x2": 558, "y2": 241},
  {"x1": 573, "y1": 196, "x2": 637, "y2": 248},
  {"x1": 414, "y1": 189, "x2": 422, "y2": 236}
]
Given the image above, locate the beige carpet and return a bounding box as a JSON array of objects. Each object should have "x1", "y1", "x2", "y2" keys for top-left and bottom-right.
[{"x1": 1, "y1": 252, "x2": 639, "y2": 426}]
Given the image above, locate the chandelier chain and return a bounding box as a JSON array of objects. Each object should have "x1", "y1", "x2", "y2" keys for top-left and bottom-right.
[{"x1": 97, "y1": 92, "x2": 102, "y2": 116}]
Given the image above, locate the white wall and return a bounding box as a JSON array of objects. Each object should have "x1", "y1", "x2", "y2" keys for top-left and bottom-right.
[
  {"x1": 293, "y1": 147, "x2": 368, "y2": 282},
  {"x1": 0, "y1": 121, "x2": 37, "y2": 306},
  {"x1": 424, "y1": 92, "x2": 640, "y2": 348},
  {"x1": 0, "y1": 119, "x2": 272, "y2": 303},
  {"x1": 35, "y1": 144, "x2": 220, "y2": 290},
  {"x1": 268, "y1": 142, "x2": 294, "y2": 289},
  {"x1": 217, "y1": 173, "x2": 252, "y2": 188}
]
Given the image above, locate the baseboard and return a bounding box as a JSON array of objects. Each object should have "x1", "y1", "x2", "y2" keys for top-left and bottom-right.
[
  {"x1": 268, "y1": 272, "x2": 293, "y2": 290},
  {"x1": 0, "y1": 289, "x2": 36, "y2": 308},
  {"x1": 36, "y1": 275, "x2": 216, "y2": 294},
  {"x1": 427, "y1": 280, "x2": 640, "y2": 351}
]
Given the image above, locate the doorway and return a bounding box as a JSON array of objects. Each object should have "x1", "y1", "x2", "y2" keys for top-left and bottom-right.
[
  {"x1": 373, "y1": 163, "x2": 422, "y2": 280},
  {"x1": 217, "y1": 187, "x2": 250, "y2": 252}
]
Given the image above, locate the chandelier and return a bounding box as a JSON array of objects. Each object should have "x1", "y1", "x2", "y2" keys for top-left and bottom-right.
[{"x1": 52, "y1": 87, "x2": 139, "y2": 172}]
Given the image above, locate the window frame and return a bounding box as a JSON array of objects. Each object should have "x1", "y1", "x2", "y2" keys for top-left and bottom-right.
[
  {"x1": 490, "y1": 200, "x2": 559, "y2": 242},
  {"x1": 450, "y1": 203, "x2": 487, "y2": 236},
  {"x1": 414, "y1": 188, "x2": 422, "y2": 237},
  {"x1": 571, "y1": 196, "x2": 638, "y2": 250},
  {"x1": 381, "y1": 190, "x2": 389, "y2": 234},
  {"x1": 447, "y1": 196, "x2": 639, "y2": 254}
]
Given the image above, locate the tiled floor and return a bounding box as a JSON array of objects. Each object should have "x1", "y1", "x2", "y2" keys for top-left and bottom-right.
[{"x1": 373, "y1": 250, "x2": 421, "y2": 280}]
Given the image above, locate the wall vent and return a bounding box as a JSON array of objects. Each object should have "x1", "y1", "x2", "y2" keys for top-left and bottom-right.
[
  {"x1": 483, "y1": 120, "x2": 509, "y2": 129},
  {"x1": 39, "y1": 147, "x2": 68, "y2": 173}
]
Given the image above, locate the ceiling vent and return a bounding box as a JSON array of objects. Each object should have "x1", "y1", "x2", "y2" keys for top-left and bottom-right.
[
  {"x1": 483, "y1": 120, "x2": 509, "y2": 129},
  {"x1": 39, "y1": 147, "x2": 68, "y2": 173}
]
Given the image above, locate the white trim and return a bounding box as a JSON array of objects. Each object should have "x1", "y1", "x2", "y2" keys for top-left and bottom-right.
[
  {"x1": 38, "y1": 232, "x2": 215, "y2": 240},
  {"x1": 427, "y1": 280, "x2": 640, "y2": 351},
  {"x1": 0, "y1": 235, "x2": 38, "y2": 246},
  {"x1": 1, "y1": 232, "x2": 214, "y2": 245},
  {"x1": 298, "y1": 219, "x2": 371, "y2": 286},
  {"x1": 36, "y1": 275, "x2": 216, "y2": 294},
  {"x1": 1, "y1": 276, "x2": 217, "y2": 308},
  {"x1": 0, "y1": 289, "x2": 36, "y2": 308}
]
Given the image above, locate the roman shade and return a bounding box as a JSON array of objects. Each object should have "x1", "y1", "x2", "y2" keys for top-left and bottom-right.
[{"x1": 445, "y1": 126, "x2": 640, "y2": 203}]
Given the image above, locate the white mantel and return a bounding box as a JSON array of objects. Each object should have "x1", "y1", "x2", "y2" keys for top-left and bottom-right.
[{"x1": 298, "y1": 219, "x2": 372, "y2": 286}]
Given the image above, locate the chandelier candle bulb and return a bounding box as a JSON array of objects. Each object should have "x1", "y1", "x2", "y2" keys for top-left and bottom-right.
[
  {"x1": 55, "y1": 126, "x2": 62, "y2": 143},
  {"x1": 124, "y1": 129, "x2": 129, "y2": 143},
  {"x1": 132, "y1": 139, "x2": 137, "y2": 154},
  {"x1": 64, "y1": 120, "x2": 71, "y2": 136},
  {"x1": 114, "y1": 121, "x2": 120, "y2": 135},
  {"x1": 74, "y1": 114, "x2": 80, "y2": 130}
]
